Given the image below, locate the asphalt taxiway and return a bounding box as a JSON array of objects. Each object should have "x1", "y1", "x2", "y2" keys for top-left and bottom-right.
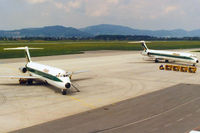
[
  {"x1": 0, "y1": 49, "x2": 200, "y2": 132},
  {"x1": 11, "y1": 83, "x2": 200, "y2": 133}
]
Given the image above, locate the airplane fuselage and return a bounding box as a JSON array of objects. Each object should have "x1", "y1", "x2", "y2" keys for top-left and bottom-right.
[
  {"x1": 142, "y1": 49, "x2": 199, "y2": 65},
  {"x1": 26, "y1": 62, "x2": 71, "y2": 90}
]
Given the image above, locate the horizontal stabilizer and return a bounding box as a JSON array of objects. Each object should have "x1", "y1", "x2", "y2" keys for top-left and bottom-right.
[
  {"x1": 4, "y1": 46, "x2": 43, "y2": 63},
  {"x1": 128, "y1": 41, "x2": 151, "y2": 44},
  {"x1": 67, "y1": 70, "x2": 89, "y2": 75},
  {"x1": 4, "y1": 47, "x2": 43, "y2": 50},
  {"x1": 73, "y1": 70, "x2": 89, "y2": 74}
]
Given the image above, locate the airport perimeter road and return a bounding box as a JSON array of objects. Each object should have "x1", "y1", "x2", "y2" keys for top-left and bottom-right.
[{"x1": 11, "y1": 84, "x2": 200, "y2": 133}]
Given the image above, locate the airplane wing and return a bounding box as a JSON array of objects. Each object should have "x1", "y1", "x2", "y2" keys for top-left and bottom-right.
[
  {"x1": 0, "y1": 75, "x2": 39, "y2": 79},
  {"x1": 72, "y1": 70, "x2": 89, "y2": 75},
  {"x1": 66, "y1": 70, "x2": 89, "y2": 76}
]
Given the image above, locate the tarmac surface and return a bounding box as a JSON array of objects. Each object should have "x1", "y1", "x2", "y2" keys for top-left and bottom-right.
[
  {"x1": 0, "y1": 49, "x2": 200, "y2": 132},
  {"x1": 11, "y1": 83, "x2": 200, "y2": 133}
]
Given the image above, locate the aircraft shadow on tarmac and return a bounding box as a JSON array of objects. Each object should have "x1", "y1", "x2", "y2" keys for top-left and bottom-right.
[
  {"x1": 0, "y1": 82, "x2": 77, "y2": 94},
  {"x1": 0, "y1": 82, "x2": 47, "y2": 86},
  {"x1": 35, "y1": 82, "x2": 81, "y2": 95},
  {"x1": 129, "y1": 61, "x2": 155, "y2": 64}
]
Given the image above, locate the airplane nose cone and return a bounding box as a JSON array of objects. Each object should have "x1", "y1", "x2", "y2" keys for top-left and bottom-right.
[{"x1": 65, "y1": 83, "x2": 71, "y2": 89}]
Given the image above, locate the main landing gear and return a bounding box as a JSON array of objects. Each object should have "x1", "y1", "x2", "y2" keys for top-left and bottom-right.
[
  {"x1": 155, "y1": 59, "x2": 159, "y2": 63},
  {"x1": 19, "y1": 78, "x2": 33, "y2": 85},
  {"x1": 155, "y1": 59, "x2": 169, "y2": 63}
]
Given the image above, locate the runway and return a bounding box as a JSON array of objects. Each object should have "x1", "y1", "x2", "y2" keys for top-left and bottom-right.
[
  {"x1": 11, "y1": 83, "x2": 200, "y2": 133},
  {"x1": 0, "y1": 49, "x2": 200, "y2": 132}
]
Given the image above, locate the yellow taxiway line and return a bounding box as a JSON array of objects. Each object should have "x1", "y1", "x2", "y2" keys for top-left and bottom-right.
[{"x1": 69, "y1": 96, "x2": 96, "y2": 109}]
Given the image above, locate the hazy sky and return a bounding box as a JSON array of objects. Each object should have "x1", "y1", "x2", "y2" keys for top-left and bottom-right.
[{"x1": 0, "y1": 0, "x2": 200, "y2": 30}]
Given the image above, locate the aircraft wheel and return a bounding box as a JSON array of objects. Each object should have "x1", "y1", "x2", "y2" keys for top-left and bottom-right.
[
  {"x1": 44, "y1": 80, "x2": 48, "y2": 85},
  {"x1": 155, "y1": 59, "x2": 159, "y2": 63},
  {"x1": 62, "y1": 89, "x2": 67, "y2": 95},
  {"x1": 27, "y1": 79, "x2": 33, "y2": 85},
  {"x1": 19, "y1": 79, "x2": 26, "y2": 84}
]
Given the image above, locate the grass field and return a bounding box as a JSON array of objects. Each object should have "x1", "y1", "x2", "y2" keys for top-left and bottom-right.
[{"x1": 1, "y1": 40, "x2": 200, "y2": 59}]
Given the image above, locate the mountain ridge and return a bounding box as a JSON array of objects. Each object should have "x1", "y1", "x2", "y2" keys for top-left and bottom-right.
[
  {"x1": 80, "y1": 24, "x2": 196, "y2": 37},
  {"x1": 1, "y1": 24, "x2": 200, "y2": 38},
  {"x1": 0, "y1": 25, "x2": 92, "y2": 38}
]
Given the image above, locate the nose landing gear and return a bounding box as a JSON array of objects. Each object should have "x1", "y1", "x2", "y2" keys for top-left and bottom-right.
[{"x1": 62, "y1": 89, "x2": 67, "y2": 95}]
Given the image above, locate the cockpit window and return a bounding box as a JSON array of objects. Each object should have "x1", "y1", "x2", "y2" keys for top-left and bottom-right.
[
  {"x1": 190, "y1": 55, "x2": 197, "y2": 58},
  {"x1": 56, "y1": 73, "x2": 69, "y2": 77}
]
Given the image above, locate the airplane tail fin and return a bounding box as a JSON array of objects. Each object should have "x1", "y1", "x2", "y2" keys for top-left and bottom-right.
[
  {"x1": 140, "y1": 41, "x2": 148, "y2": 51},
  {"x1": 4, "y1": 47, "x2": 43, "y2": 63}
]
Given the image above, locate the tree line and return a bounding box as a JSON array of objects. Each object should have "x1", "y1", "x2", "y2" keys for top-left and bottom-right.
[{"x1": 1, "y1": 35, "x2": 200, "y2": 41}]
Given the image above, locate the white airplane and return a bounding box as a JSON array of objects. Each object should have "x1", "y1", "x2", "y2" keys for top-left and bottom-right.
[
  {"x1": 129, "y1": 41, "x2": 199, "y2": 66},
  {"x1": 0, "y1": 46, "x2": 87, "y2": 95},
  {"x1": 190, "y1": 131, "x2": 200, "y2": 133}
]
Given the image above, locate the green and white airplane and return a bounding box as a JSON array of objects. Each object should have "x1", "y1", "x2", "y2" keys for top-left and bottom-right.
[
  {"x1": 0, "y1": 46, "x2": 87, "y2": 95},
  {"x1": 129, "y1": 41, "x2": 199, "y2": 66}
]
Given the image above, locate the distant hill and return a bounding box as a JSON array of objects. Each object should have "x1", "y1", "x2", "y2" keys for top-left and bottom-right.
[
  {"x1": 80, "y1": 24, "x2": 141, "y2": 36},
  {"x1": 80, "y1": 24, "x2": 200, "y2": 37},
  {"x1": 1, "y1": 24, "x2": 200, "y2": 38},
  {"x1": 0, "y1": 26, "x2": 92, "y2": 38}
]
